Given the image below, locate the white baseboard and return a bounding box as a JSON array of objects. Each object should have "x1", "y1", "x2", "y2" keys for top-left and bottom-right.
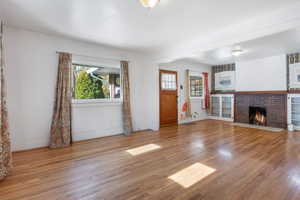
[
  {"x1": 179, "y1": 116, "x2": 209, "y2": 124},
  {"x1": 208, "y1": 116, "x2": 234, "y2": 122}
]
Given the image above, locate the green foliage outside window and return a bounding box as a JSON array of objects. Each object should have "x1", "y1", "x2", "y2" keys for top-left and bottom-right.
[{"x1": 75, "y1": 71, "x2": 105, "y2": 99}]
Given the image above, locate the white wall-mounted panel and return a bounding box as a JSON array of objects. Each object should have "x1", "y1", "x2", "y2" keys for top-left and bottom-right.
[{"x1": 236, "y1": 55, "x2": 287, "y2": 91}]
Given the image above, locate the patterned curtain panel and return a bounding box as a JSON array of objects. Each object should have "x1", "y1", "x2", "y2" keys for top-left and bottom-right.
[
  {"x1": 202, "y1": 72, "x2": 210, "y2": 110},
  {"x1": 0, "y1": 22, "x2": 12, "y2": 181},
  {"x1": 49, "y1": 53, "x2": 72, "y2": 148},
  {"x1": 121, "y1": 61, "x2": 133, "y2": 136},
  {"x1": 184, "y1": 69, "x2": 192, "y2": 118}
]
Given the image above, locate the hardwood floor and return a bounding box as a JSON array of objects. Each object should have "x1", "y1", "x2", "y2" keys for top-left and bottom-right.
[{"x1": 1, "y1": 120, "x2": 300, "y2": 200}]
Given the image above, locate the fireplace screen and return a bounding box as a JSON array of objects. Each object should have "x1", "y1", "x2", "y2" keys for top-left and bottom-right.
[{"x1": 249, "y1": 106, "x2": 267, "y2": 126}]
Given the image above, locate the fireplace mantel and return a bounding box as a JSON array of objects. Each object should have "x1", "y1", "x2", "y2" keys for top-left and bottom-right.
[
  {"x1": 234, "y1": 92, "x2": 287, "y2": 128},
  {"x1": 234, "y1": 90, "x2": 287, "y2": 95},
  {"x1": 211, "y1": 90, "x2": 288, "y2": 95}
]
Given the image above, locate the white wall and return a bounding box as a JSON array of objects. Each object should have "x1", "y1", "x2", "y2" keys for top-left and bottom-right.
[
  {"x1": 159, "y1": 60, "x2": 211, "y2": 124},
  {"x1": 4, "y1": 26, "x2": 157, "y2": 151},
  {"x1": 236, "y1": 55, "x2": 287, "y2": 91},
  {"x1": 5, "y1": 26, "x2": 290, "y2": 152}
]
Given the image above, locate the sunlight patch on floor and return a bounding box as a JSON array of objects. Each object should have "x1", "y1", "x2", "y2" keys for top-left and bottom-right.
[
  {"x1": 126, "y1": 144, "x2": 161, "y2": 156},
  {"x1": 168, "y1": 163, "x2": 216, "y2": 188}
]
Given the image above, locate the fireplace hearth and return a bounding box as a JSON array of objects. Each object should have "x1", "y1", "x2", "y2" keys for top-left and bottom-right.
[{"x1": 249, "y1": 106, "x2": 267, "y2": 126}]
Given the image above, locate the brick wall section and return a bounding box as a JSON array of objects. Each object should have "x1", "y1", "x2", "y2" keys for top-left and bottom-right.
[
  {"x1": 287, "y1": 53, "x2": 300, "y2": 92},
  {"x1": 235, "y1": 94, "x2": 287, "y2": 128},
  {"x1": 211, "y1": 63, "x2": 235, "y2": 93}
]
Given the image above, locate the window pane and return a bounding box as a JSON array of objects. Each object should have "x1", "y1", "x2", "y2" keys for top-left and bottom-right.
[
  {"x1": 161, "y1": 73, "x2": 177, "y2": 90},
  {"x1": 73, "y1": 64, "x2": 121, "y2": 99},
  {"x1": 190, "y1": 76, "x2": 203, "y2": 97}
]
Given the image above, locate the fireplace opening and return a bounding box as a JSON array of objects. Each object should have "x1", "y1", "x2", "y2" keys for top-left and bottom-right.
[{"x1": 249, "y1": 106, "x2": 267, "y2": 126}]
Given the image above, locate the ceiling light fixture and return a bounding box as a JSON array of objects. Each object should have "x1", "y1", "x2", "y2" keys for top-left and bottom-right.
[
  {"x1": 232, "y1": 46, "x2": 243, "y2": 57},
  {"x1": 139, "y1": 0, "x2": 160, "y2": 8}
]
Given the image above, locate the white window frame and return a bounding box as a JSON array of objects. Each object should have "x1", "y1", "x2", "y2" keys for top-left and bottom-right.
[
  {"x1": 71, "y1": 63, "x2": 122, "y2": 105},
  {"x1": 189, "y1": 72, "x2": 204, "y2": 100}
]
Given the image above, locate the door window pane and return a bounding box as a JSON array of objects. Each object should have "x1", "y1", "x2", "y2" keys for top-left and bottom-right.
[{"x1": 161, "y1": 73, "x2": 176, "y2": 90}]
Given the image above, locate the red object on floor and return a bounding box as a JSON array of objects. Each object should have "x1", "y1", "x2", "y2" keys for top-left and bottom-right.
[{"x1": 182, "y1": 102, "x2": 187, "y2": 112}]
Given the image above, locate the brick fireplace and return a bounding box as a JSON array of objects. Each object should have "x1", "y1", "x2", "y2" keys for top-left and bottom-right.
[{"x1": 234, "y1": 92, "x2": 287, "y2": 128}]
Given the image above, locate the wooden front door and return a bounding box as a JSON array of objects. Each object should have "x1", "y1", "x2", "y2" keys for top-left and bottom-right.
[{"x1": 159, "y1": 70, "x2": 178, "y2": 127}]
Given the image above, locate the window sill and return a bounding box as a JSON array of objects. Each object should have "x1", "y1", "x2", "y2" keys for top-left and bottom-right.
[
  {"x1": 190, "y1": 97, "x2": 203, "y2": 101},
  {"x1": 72, "y1": 99, "x2": 122, "y2": 107}
]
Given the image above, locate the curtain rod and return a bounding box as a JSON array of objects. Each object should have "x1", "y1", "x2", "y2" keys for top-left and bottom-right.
[{"x1": 55, "y1": 51, "x2": 130, "y2": 62}]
